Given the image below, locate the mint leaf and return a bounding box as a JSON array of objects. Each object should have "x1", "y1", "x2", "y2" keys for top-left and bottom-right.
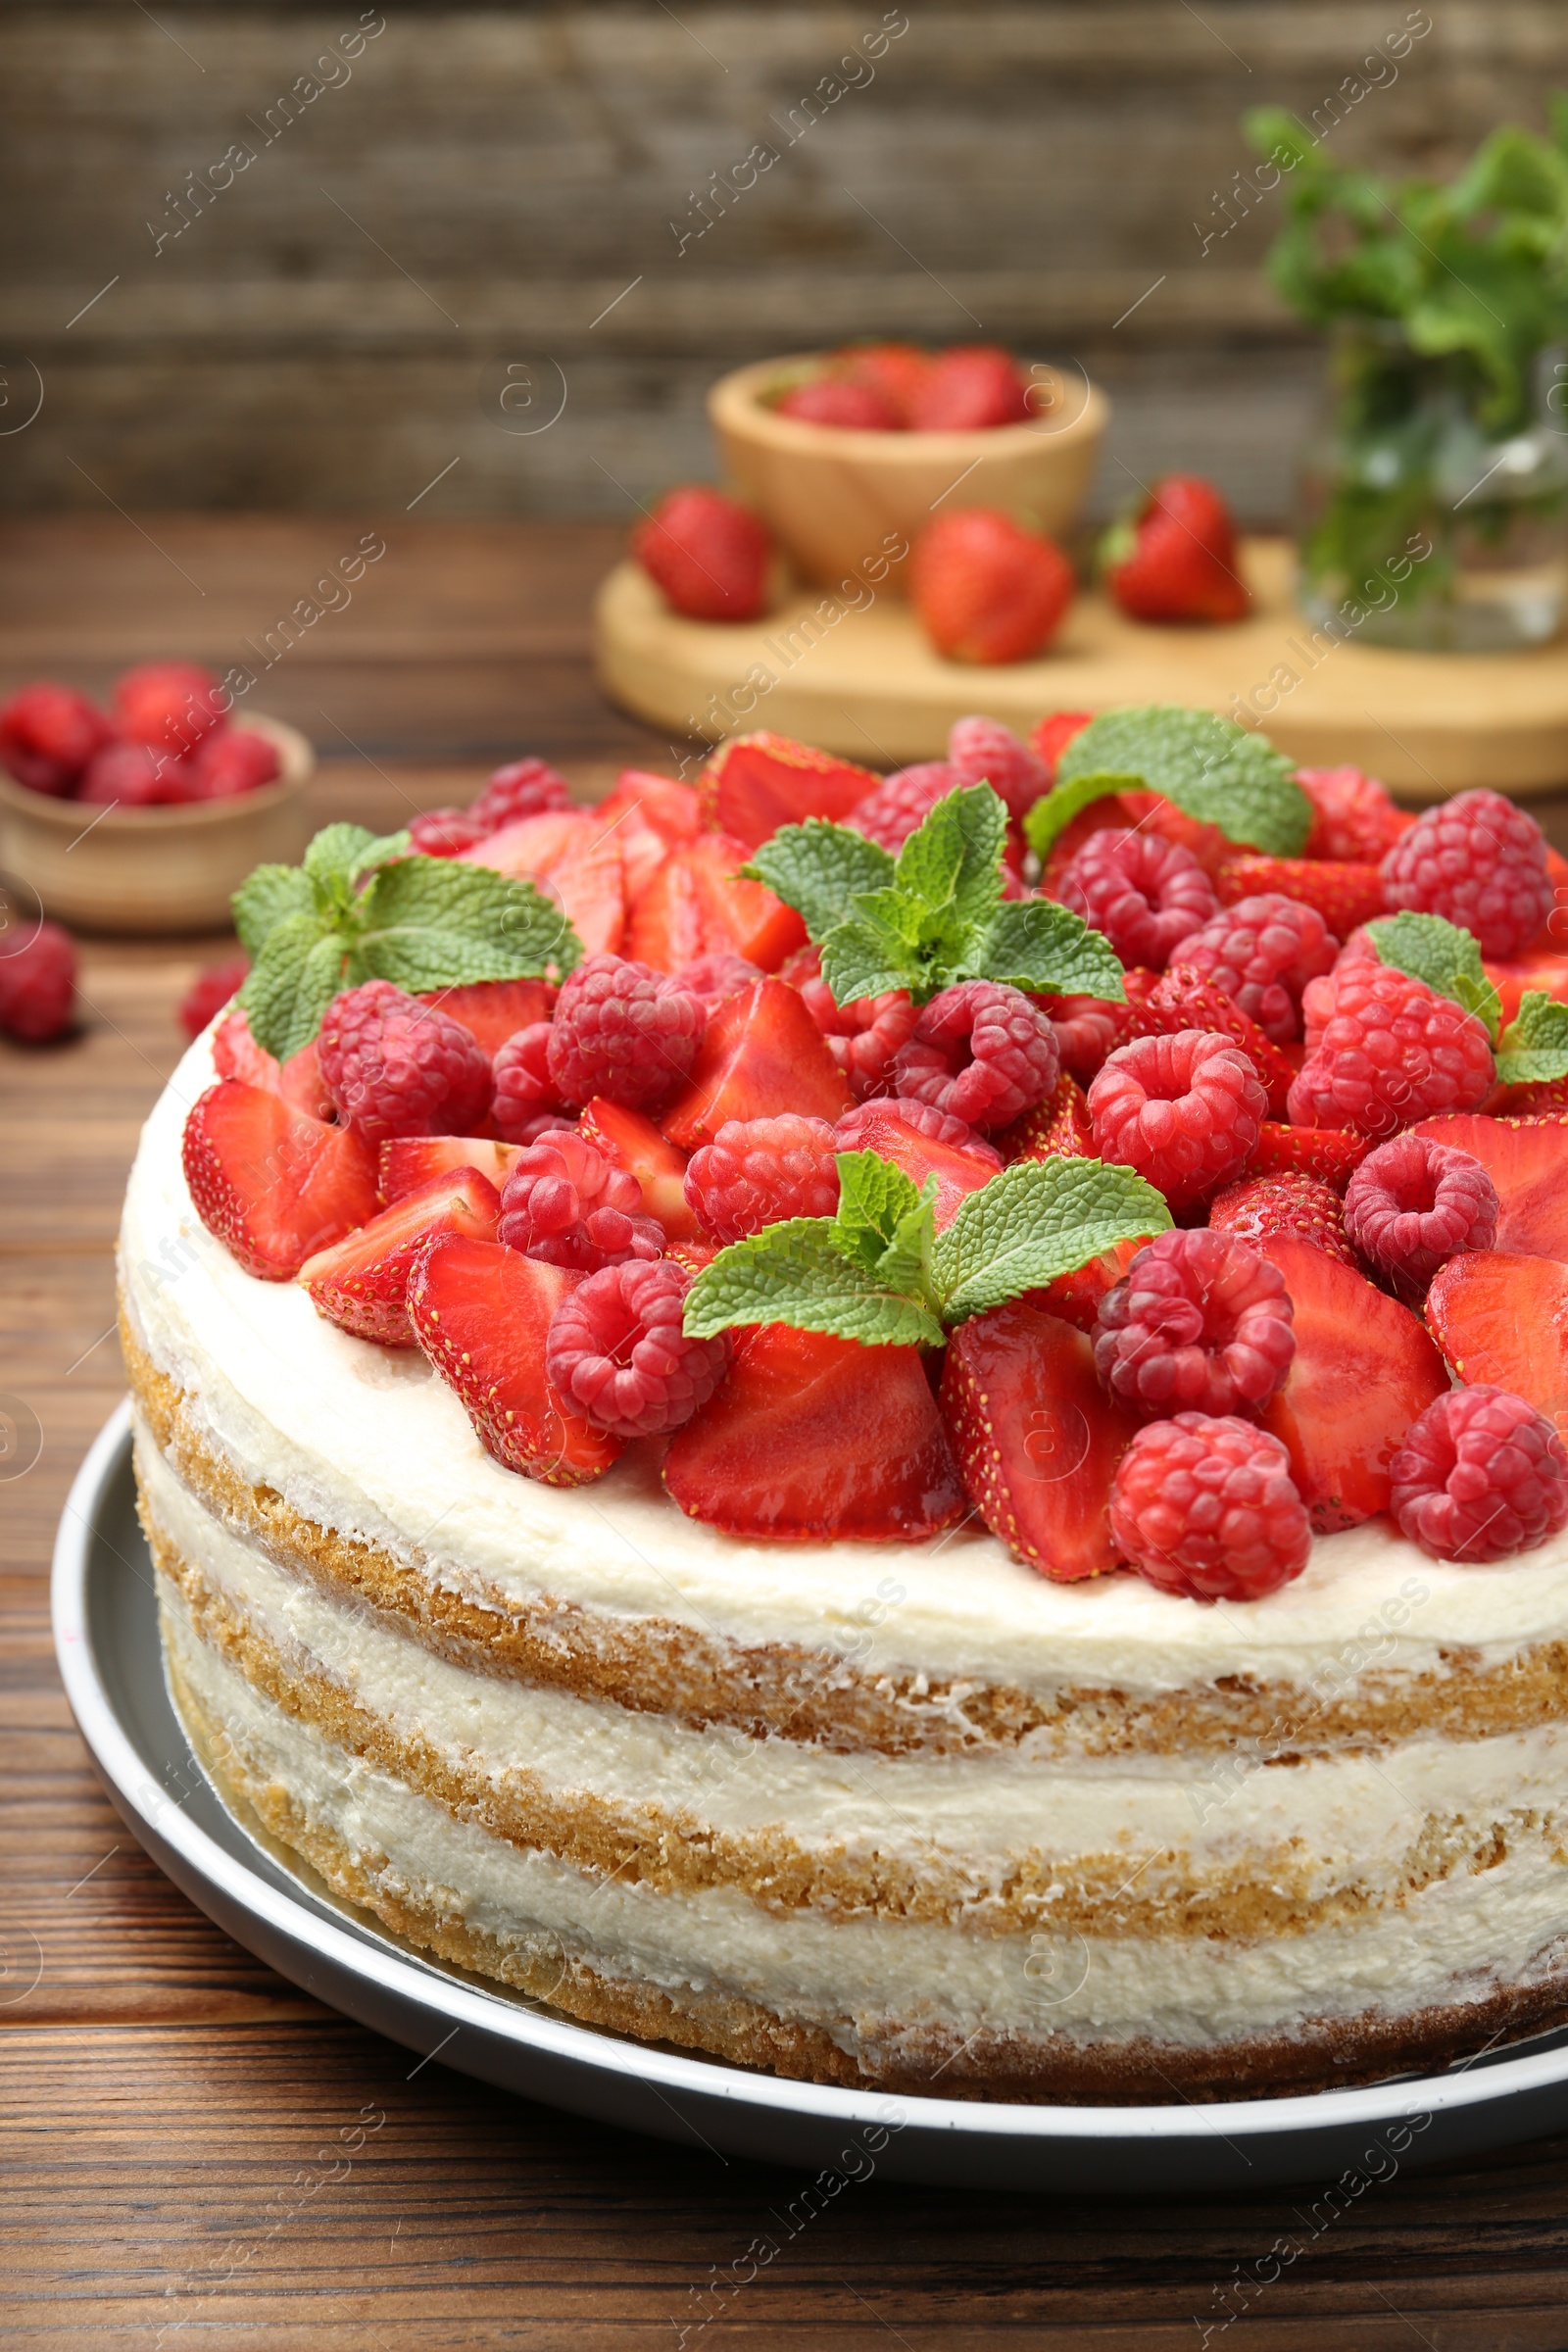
[
  {"x1": 833, "y1": 1150, "x2": 922, "y2": 1270},
  {"x1": 976, "y1": 898, "x2": 1126, "y2": 1000},
  {"x1": 894, "y1": 783, "x2": 1005, "y2": 941},
  {"x1": 1024, "y1": 770, "x2": 1149, "y2": 861},
  {"x1": 1366, "y1": 911, "x2": 1501, "y2": 1042},
  {"x1": 817, "y1": 916, "x2": 915, "y2": 1008},
  {"x1": 1029, "y1": 707, "x2": 1311, "y2": 858},
  {"x1": 240, "y1": 914, "x2": 349, "y2": 1062},
  {"x1": 232, "y1": 861, "x2": 314, "y2": 956},
  {"x1": 1496, "y1": 991, "x2": 1568, "y2": 1084},
  {"x1": 358, "y1": 857, "x2": 579, "y2": 994},
  {"x1": 681, "y1": 1217, "x2": 946, "y2": 1349},
  {"x1": 744, "y1": 823, "x2": 894, "y2": 939},
  {"x1": 931, "y1": 1158, "x2": 1171, "y2": 1325}
]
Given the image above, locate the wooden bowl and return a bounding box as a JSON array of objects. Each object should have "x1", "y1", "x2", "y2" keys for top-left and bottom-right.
[
  {"x1": 708, "y1": 354, "x2": 1108, "y2": 596},
  {"x1": 0, "y1": 713, "x2": 316, "y2": 935}
]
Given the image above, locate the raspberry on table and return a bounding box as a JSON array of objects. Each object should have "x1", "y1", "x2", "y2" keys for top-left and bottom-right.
[
  {"x1": 1343, "y1": 1132, "x2": 1498, "y2": 1293},
  {"x1": 0, "y1": 919, "x2": 77, "y2": 1042},
  {"x1": 466, "y1": 757, "x2": 572, "y2": 836},
  {"x1": 671, "y1": 953, "x2": 762, "y2": 1013},
  {"x1": 547, "y1": 954, "x2": 706, "y2": 1111},
  {"x1": 492, "y1": 1022, "x2": 573, "y2": 1143},
  {"x1": 848, "y1": 762, "x2": 957, "y2": 853},
  {"x1": 685, "y1": 1114, "x2": 841, "y2": 1243},
  {"x1": 545, "y1": 1258, "x2": 730, "y2": 1439},
  {"x1": 946, "y1": 714, "x2": 1051, "y2": 821},
  {"x1": 1296, "y1": 764, "x2": 1408, "y2": 862},
  {"x1": 1391, "y1": 1386, "x2": 1568, "y2": 1563},
  {"x1": 409, "y1": 807, "x2": 489, "y2": 857},
  {"x1": 1092, "y1": 1228, "x2": 1296, "y2": 1419},
  {"x1": 1054, "y1": 828, "x2": 1218, "y2": 972},
  {"x1": 1208, "y1": 1171, "x2": 1356, "y2": 1267},
  {"x1": 1109, "y1": 1412, "x2": 1312, "y2": 1601},
  {"x1": 318, "y1": 980, "x2": 491, "y2": 1145},
  {"x1": 498, "y1": 1129, "x2": 663, "y2": 1269},
  {"x1": 1380, "y1": 788, "x2": 1552, "y2": 960},
  {"x1": 1088, "y1": 1030, "x2": 1266, "y2": 1209},
  {"x1": 1177, "y1": 893, "x2": 1340, "y2": 1044},
  {"x1": 1286, "y1": 965, "x2": 1494, "y2": 1137},
  {"x1": 834, "y1": 1096, "x2": 1003, "y2": 1164},
  {"x1": 177, "y1": 954, "x2": 249, "y2": 1041},
  {"x1": 893, "y1": 980, "x2": 1059, "y2": 1131}
]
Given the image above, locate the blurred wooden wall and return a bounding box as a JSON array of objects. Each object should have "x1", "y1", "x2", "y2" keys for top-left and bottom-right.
[{"x1": 2, "y1": 2, "x2": 1564, "y2": 526}]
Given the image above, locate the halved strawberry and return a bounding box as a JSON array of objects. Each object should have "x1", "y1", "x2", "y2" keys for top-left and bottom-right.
[
  {"x1": 995, "y1": 1071, "x2": 1093, "y2": 1163},
  {"x1": 416, "y1": 979, "x2": 553, "y2": 1056},
  {"x1": 666, "y1": 1237, "x2": 719, "y2": 1277},
  {"x1": 407, "y1": 1236, "x2": 622, "y2": 1484},
  {"x1": 181, "y1": 1081, "x2": 379, "y2": 1280},
  {"x1": 1025, "y1": 1234, "x2": 1149, "y2": 1333},
  {"x1": 596, "y1": 769, "x2": 702, "y2": 847},
  {"x1": 1029, "y1": 710, "x2": 1093, "y2": 778},
  {"x1": 1143, "y1": 966, "x2": 1295, "y2": 1116},
  {"x1": 832, "y1": 1099, "x2": 1000, "y2": 1230},
  {"x1": 940, "y1": 1300, "x2": 1140, "y2": 1579},
  {"x1": 1215, "y1": 856, "x2": 1386, "y2": 938},
  {"x1": 661, "y1": 979, "x2": 852, "y2": 1151},
  {"x1": 464, "y1": 809, "x2": 626, "y2": 956},
  {"x1": 663, "y1": 1323, "x2": 962, "y2": 1541},
  {"x1": 301, "y1": 1167, "x2": 501, "y2": 1346},
  {"x1": 698, "y1": 732, "x2": 879, "y2": 849},
  {"x1": 1425, "y1": 1249, "x2": 1568, "y2": 1438},
  {"x1": 625, "y1": 832, "x2": 806, "y2": 973},
  {"x1": 1412, "y1": 1113, "x2": 1568, "y2": 1260},
  {"x1": 1483, "y1": 951, "x2": 1568, "y2": 1028},
  {"x1": 576, "y1": 1096, "x2": 698, "y2": 1239},
  {"x1": 1255, "y1": 1235, "x2": 1448, "y2": 1530},
  {"x1": 378, "y1": 1134, "x2": 520, "y2": 1204},
  {"x1": 1246, "y1": 1119, "x2": 1370, "y2": 1191},
  {"x1": 211, "y1": 1006, "x2": 334, "y2": 1119}
]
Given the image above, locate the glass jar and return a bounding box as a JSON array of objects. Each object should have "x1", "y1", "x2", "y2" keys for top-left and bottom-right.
[{"x1": 1296, "y1": 327, "x2": 1568, "y2": 652}]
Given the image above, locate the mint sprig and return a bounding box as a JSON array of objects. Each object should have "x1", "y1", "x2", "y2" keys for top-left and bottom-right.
[
  {"x1": 1495, "y1": 991, "x2": 1568, "y2": 1086},
  {"x1": 745, "y1": 783, "x2": 1123, "y2": 1007},
  {"x1": 1026, "y1": 707, "x2": 1312, "y2": 860},
  {"x1": 1365, "y1": 911, "x2": 1502, "y2": 1043},
  {"x1": 234, "y1": 823, "x2": 580, "y2": 1061},
  {"x1": 682, "y1": 1150, "x2": 1170, "y2": 1348}
]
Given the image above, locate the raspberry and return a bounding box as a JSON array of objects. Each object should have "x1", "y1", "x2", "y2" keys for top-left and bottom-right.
[
  {"x1": 1207, "y1": 1171, "x2": 1356, "y2": 1267},
  {"x1": 671, "y1": 953, "x2": 762, "y2": 1013},
  {"x1": 466, "y1": 757, "x2": 572, "y2": 837},
  {"x1": 492, "y1": 1022, "x2": 572, "y2": 1144},
  {"x1": 893, "y1": 980, "x2": 1058, "y2": 1131},
  {"x1": 177, "y1": 954, "x2": 249, "y2": 1041},
  {"x1": 497, "y1": 1130, "x2": 663, "y2": 1270},
  {"x1": 187, "y1": 727, "x2": 281, "y2": 800},
  {"x1": 848, "y1": 762, "x2": 957, "y2": 853},
  {"x1": 1092, "y1": 1228, "x2": 1296, "y2": 1419},
  {"x1": 1110, "y1": 1413, "x2": 1311, "y2": 1601},
  {"x1": 1089, "y1": 1031, "x2": 1266, "y2": 1209},
  {"x1": 834, "y1": 1096, "x2": 1003, "y2": 1165},
  {"x1": 547, "y1": 954, "x2": 705, "y2": 1110},
  {"x1": 1390, "y1": 1386, "x2": 1568, "y2": 1563},
  {"x1": 409, "y1": 806, "x2": 489, "y2": 857},
  {"x1": 946, "y1": 715, "x2": 1051, "y2": 822},
  {"x1": 1178, "y1": 894, "x2": 1340, "y2": 1044},
  {"x1": 545, "y1": 1258, "x2": 730, "y2": 1439},
  {"x1": 685, "y1": 1114, "x2": 841, "y2": 1242},
  {"x1": 1286, "y1": 966, "x2": 1494, "y2": 1136},
  {"x1": 1297, "y1": 765, "x2": 1408, "y2": 862},
  {"x1": 1343, "y1": 1132, "x2": 1498, "y2": 1292},
  {"x1": 112, "y1": 660, "x2": 223, "y2": 753},
  {"x1": 0, "y1": 682, "x2": 111, "y2": 795},
  {"x1": 1145, "y1": 964, "x2": 1296, "y2": 1112},
  {"x1": 1055, "y1": 829, "x2": 1218, "y2": 971},
  {"x1": 1380, "y1": 789, "x2": 1551, "y2": 959},
  {"x1": 78, "y1": 739, "x2": 193, "y2": 807},
  {"x1": 1041, "y1": 992, "x2": 1131, "y2": 1081},
  {"x1": 318, "y1": 980, "x2": 491, "y2": 1145},
  {"x1": 0, "y1": 920, "x2": 77, "y2": 1042},
  {"x1": 788, "y1": 949, "x2": 917, "y2": 1100}
]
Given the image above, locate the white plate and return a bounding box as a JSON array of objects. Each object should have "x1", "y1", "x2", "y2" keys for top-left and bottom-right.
[{"x1": 52, "y1": 1401, "x2": 1568, "y2": 2191}]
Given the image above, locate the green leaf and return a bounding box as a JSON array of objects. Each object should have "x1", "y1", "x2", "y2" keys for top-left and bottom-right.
[
  {"x1": 231, "y1": 861, "x2": 315, "y2": 956},
  {"x1": 1496, "y1": 990, "x2": 1568, "y2": 1084},
  {"x1": 832, "y1": 1150, "x2": 922, "y2": 1270},
  {"x1": 894, "y1": 783, "x2": 1006, "y2": 940},
  {"x1": 1031, "y1": 708, "x2": 1312, "y2": 858},
  {"x1": 359, "y1": 857, "x2": 580, "y2": 991},
  {"x1": 681, "y1": 1218, "x2": 946, "y2": 1349},
  {"x1": 1023, "y1": 771, "x2": 1149, "y2": 861},
  {"x1": 743, "y1": 823, "x2": 894, "y2": 940},
  {"x1": 818, "y1": 914, "x2": 919, "y2": 1008},
  {"x1": 1366, "y1": 911, "x2": 1501, "y2": 1042},
  {"x1": 874, "y1": 1188, "x2": 940, "y2": 1304},
  {"x1": 974, "y1": 899, "x2": 1125, "y2": 1001},
  {"x1": 931, "y1": 1157, "x2": 1172, "y2": 1327},
  {"x1": 239, "y1": 914, "x2": 350, "y2": 1062},
  {"x1": 305, "y1": 823, "x2": 382, "y2": 904}
]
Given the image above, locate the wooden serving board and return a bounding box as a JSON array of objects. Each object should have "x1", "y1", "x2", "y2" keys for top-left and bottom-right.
[{"x1": 595, "y1": 537, "x2": 1568, "y2": 801}]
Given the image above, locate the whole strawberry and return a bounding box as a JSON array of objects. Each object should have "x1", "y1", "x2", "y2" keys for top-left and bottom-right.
[
  {"x1": 1102, "y1": 473, "x2": 1249, "y2": 623},
  {"x1": 0, "y1": 682, "x2": 111, "y2": 795},
  {"x1": 0, "y1": 920, "x2": 77, "y2": 1042},
  {"x1": 318, "y1": 979, "x2": 491, "y2": 1144},
  {"x1": 907, "y1": 345, "x2": 1030, "y2": 430},
  {"x1": 113, "y1": 660, "x2": 225, "y2": 753},
  {"x1": 911, "y1": 509, "x2": 1074, "y2": 664},
  {"x1": 632, "y1": 485, "x2": 771, "y2": 622},
  {"x1": 775, "y1": 378, "x2": 902, "y2": 429}
]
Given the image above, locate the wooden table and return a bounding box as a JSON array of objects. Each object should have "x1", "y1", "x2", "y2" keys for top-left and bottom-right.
[{"x1": 9, "y1": 518, "x2": 1568, "y2": 2349}]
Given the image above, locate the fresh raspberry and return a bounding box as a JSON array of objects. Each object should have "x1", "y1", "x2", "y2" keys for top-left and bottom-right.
[
  {"x1": 946, "y1": 715, "x2": 1051, "y2": 822},
  {"x1": 0, "y1": 682, "x2": 111, "y2": 795},
  {"x1": 409, "y1": 806, "x2": 489, "y2": 857},
  {"x1": 775, "y1": 377, "x2": 902, "y2": 429},
  {"x1": 894, "y1": 980, "x2": 1059, "y2": 1131},
  {"x1": 1092, "y1": 1228, "x2": 1295, "y2": 1419},
  {"x1": 1110, "y1": 1413, "x2": 1311, "y2": 1601},
  {"x1": 1144, "y1": 964, "x2": 1296, "y2": 1113},
  {"x1": 848, "y1": 762, "x2": 957, "y2": 853},
  {"x1": 1390, "y1": 1386, "x2": 1568, "y2": 1563},
  {"x1": 0, "y1": 920, "x2": 77, "y2": 1042},
  {"x1": 1207, "y1": 1172, "x2": 1356, "y2": 1267},
  {"x1": 1055, "y1": 829, "x2": 1218, "y2": 971},
  {"x1": 1286, "y1": 965, "x2": 1494, "y2": 1136},
  {"x1": 177, "y1": 954, "x2": 249, "y2": 1040},
  {"x1": 1296, "y1": 765, "x2": 1408, "y2": 862},
  {"x1": 112, "y1": 660, "x2": 224, "y2": 753},
  {"x1": 1343, "y1": 1132, "x2": 1498, "y2": 1292},
  {"x1": 78, "y1": 739, "x2": 193, "y2": 807},
  {"x1": 492, "y1": 1022, "x2": 573, "y2": 1144},
  {"x1": 1380, "y1": 789, "x2": 1551, "y2": 960},
  {"x1": 1040, "y1": 992, "x2": 1132, "y2": 1081},
  {"x1": 1089, "y1": 1031, "x2": 1265, "y2": 1209},
  {"x1": 497, "y1": 1129, "x2": 663, "y2": 1270},
  {"x1": 671, "y1": 953, "x2": 762, "y2": 1013},
  {"x1": 466, "y1": 757, "x2": 572, "y2": 837},
  {"x1": 788, "y1": 948, "x2": 918, "y2": 1100},
  {"x1": 631, "y1": 485, "x2": 772, "y2": 622},
  {"x1": 685, "y1": 1114, "x2": 841, "y2": 1243},
  {"x1": 1177, "y1": 894, "x2": 1340, "y2": 1044},
  {"x1": 318, "y1": 980, "x2": 491, "y2": 1145},
  {"x1": 186, "y1": 727, "x2": 281, "y2": 800},
  {"x1": 545, "y1": 1258, "x2": 730, "y2": 1439},
  {"x1": 547, "y1": 954, "x2": 706, "y2": 1110},
  {"x1": 834, "y1": 1095, "x2": 1003, "y2": 1166}
]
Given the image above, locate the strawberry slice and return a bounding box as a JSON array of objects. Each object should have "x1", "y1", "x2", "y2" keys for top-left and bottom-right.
[
  {"x1": 1026, "y1": 1235, "x2": 1149, "y2": 1333},
  {"x1": 212, "y1": 1006, "x2": 334, "y2": 1119},
  {"x1": 1482, "y1": 951, "x2": 1568, "y2": 1028},
  {"x1": 626, "y1": 832, "x2": 806, "y2": 973},
  {"x1": 698, "y1": 732, "x2": 879, "y2": 849},
  {"x1": 182, "y1": 1081, "x2": 379, "y2": 1280},
  {"x1": 1412, "y1": 1114, "x2": 1568, "y2": 1260},
  {"x1": 666, "y1": 1237, "x2": 719, "y2": 1277},
  {"x1": 416, "y1": 979, "x2": 553, "y2": 1056},
  {"x1": 994, "y1": 1071, "x2": 1093, "y2": 1163},
  {"x1": 1029, "y1": 710, "x2": 1094, "y2": 778},
  {"x1": 661, "y1": 979, "x2": 852, "y2": 1151},
  {"x1": 301, "y1": 1167, "x2": 501, "y2": 1346},
  {"x1": 378, "y1": 1134, "x2": 520, "y2": 1203},
  {"x1": 940, "y1": 1300, "x2": 1141, "y2": 1579},
  {"x1": 1425, "y1": 1249, "x2": 1568, "y2": 1438},
  {"x1": 1216, "y1": 856, "x2": 1387, "y2": 938},
  {"x1": 1247, "y1": 1119, "x2": 1370, "y2": 1191},
  {"x1": 595, "y1": 769, "x2": 703, "y2": 899},
  {"x1": 463, "y1": 809, "x2": 626, "y2": 956},
  {"x1": 832, "y1": 1100, "x2": 1000, "y2": 1230},
  {"x1": 407, "y1": 1235, "x2": 622, "y2": 1484},
  {"x1": 576, "y1": 1095, "x2": 699, "y2": 1239},
  {"x1": 1255, "y1": 1235, "x2": 1447, "y2": 1530},
  {"x1": 663, "y1": 1323, "x2": 962, "y2": 1542}
]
